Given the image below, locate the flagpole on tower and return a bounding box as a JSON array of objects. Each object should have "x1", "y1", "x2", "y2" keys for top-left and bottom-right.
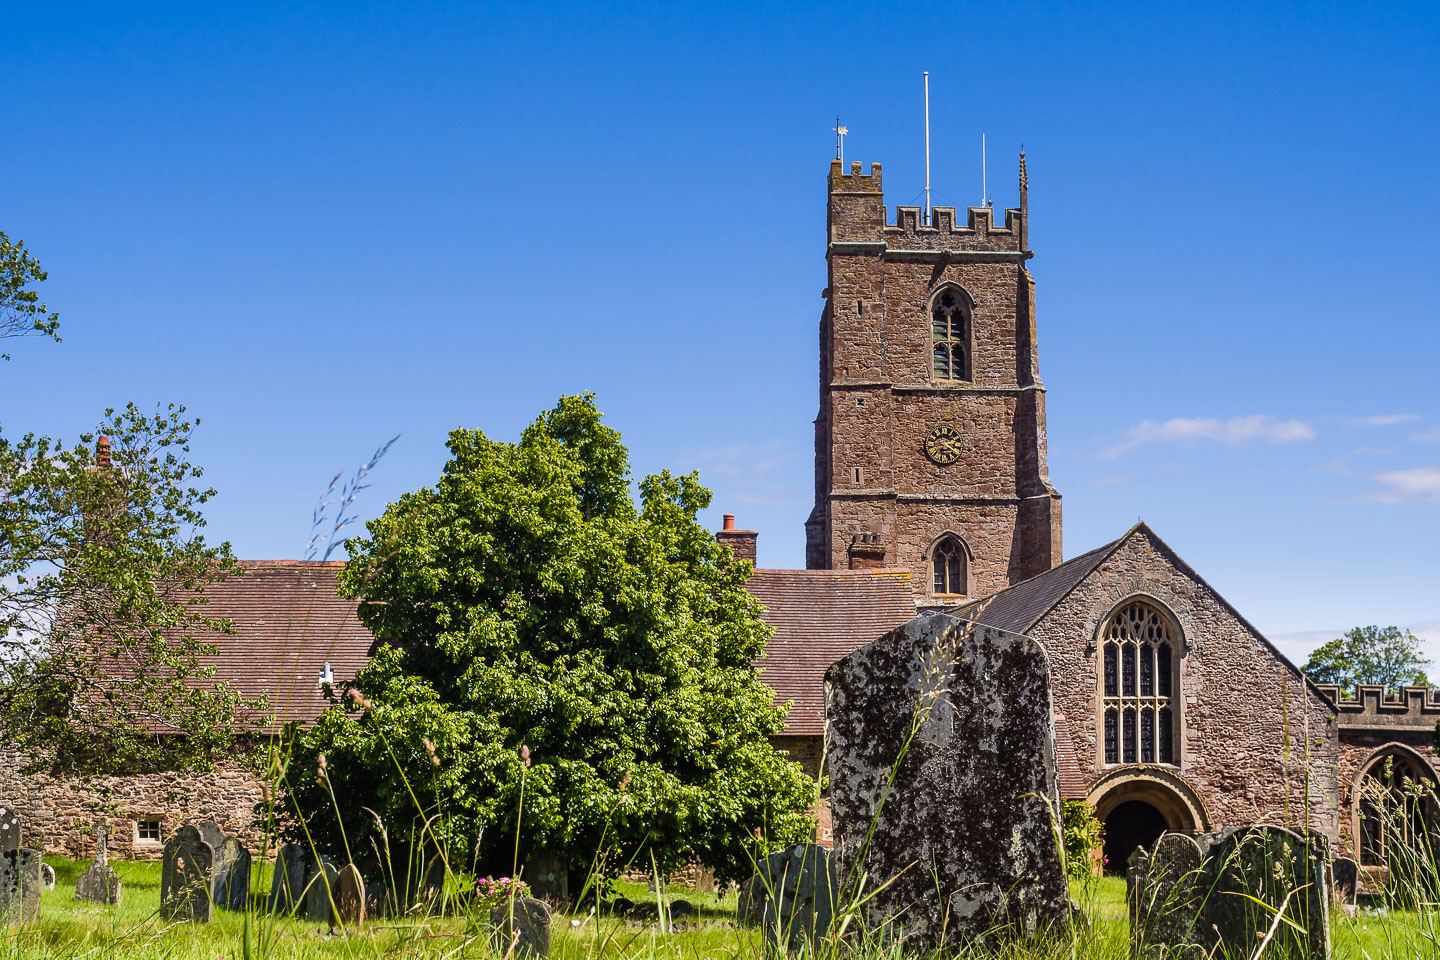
[
  {"x1": 923, "y1": 72, "x2": 932, "y2": 225},
  {"x1": 833, "y1": 116, "x2": 848, "y2": 166}
]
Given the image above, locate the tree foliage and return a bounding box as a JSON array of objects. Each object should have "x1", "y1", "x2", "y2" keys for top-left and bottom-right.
[
  {"x1": 1301, "y1": 625, "x2": 1431, "y2": 693},
  {"x1": 279, "y1": 395, "x2": 814, "y2": 885},
  {"x1": 0, "y1": 232, "x2": 60, "y2": 359},
  {"x1": 0, "y1": 403, "x2": 251, "y2": 774}
]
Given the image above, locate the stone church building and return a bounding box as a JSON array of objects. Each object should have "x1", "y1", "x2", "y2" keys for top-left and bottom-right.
[{"x1": 2, "y1": 155, "x2": 1431, "y2": 874}]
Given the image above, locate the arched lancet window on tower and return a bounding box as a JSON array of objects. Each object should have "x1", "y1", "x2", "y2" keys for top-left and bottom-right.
[
  {"x1": 931, "y1": 288, "x2": 971, "y2": 382},
  {"x1": 930, "y1": 536, "x2": 968, "y2": 596},
  {"x1": 1100, "y1": 600, "x2": 1180, "y2": 766}
]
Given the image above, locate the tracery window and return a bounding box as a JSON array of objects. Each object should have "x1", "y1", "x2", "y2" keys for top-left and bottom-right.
[
  {"x1": 931, "y1": 288, "x2": 971, "y2": 381},
  {"x1": 1358, "y1": 752, "x2": 1439, "y2": 867},
  {"x1": 1100, "y1": 601, "x2": 1179, "y2": 766},
  {"x1": 931, "y1": 537, "x2": 967, "y2": 596}
]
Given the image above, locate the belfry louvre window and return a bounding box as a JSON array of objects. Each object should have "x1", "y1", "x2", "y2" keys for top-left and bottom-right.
[
  {"x1": 931, "y1": 289, "x2": 970, "y2": 381},
  {"x1": 931, "y1": 537, "x2": 967, "y2": 595},
  {"x1": 1101, "y1": 601, "x2": 1178, "y2": 766}
]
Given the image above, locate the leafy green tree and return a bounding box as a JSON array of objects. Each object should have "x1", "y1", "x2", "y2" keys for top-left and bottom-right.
[
  {"x1": 1301, "y1": 625, "x2": 1431, "y2": 693},
  {"x1": 280, "y1": 395, "x2": 814, "y2": 886},
  {"x1": 0, "y1": 404, "x2": 251, "y2": 774},
  {"x1": 0, "y1": 232, "x2": 60, "y2": 359}
]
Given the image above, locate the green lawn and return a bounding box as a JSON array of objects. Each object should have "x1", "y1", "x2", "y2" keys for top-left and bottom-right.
[{"x1": 2, "y1": 859, "x2": 1436, "y2": 959}]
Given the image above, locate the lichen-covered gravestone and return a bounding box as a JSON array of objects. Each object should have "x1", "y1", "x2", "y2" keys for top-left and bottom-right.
[
  {"x1": 160, "y1": 825, "x2": 214, "y2": 922},
  {"x1": 335, "y1": 864, "x2": 366, "y2": 926},
  {"x1": 40, "y1": 862, "x2": 55, "y2": 890},
  {"x1": 0, "y1": 807, "x2": 19, "y2": 855},
  {"x1": 757, "y1": 843, "x2": 836, "y2": 949},
  {"x1": 304, "y1": 858, "x2": 339, "y2": 925},
  {"x1": 75, "y1": 824, "x2": 122, "y2": 905},
  {"x1": 0, "y1": 848, "x2": 43, "y2": 923},
  {"x1": 1332, "y1": 857, "x2": 1359, "y2": 907},
  {"x1": 212, "y1": 837, "x2": 251, "y2": 911},
  {"x1": 490, "y1": 898, "x2": 552, "y2": 959},
  {"x1": 826, "y1": 611, "x2": 1071, "y2": 948},
  {"x1": 269, "y1": 843, "x2": 307, "y2": 913},
  {"x1": 1127, "y1": 833, "x2": 1203, "y2": 957},
  {"x1": 1129, "y1": 826, "x2": 1330, "y2": 959},
  {"x1": 735, "y1": 873, "x2": 767, "y2": 926}
]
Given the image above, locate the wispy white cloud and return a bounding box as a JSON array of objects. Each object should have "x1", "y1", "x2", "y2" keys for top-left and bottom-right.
[
  {"x1": 680, "y1": 439, "x2": 796, "y2": 505},
  {"x1": 1412, "y1": 427, "x2": 1440, "y2": 444},
  {"x1": 1092, "y1": 472, "x2": 1133, "y2": 486},
  {"x1": 1349, "y1": 414, "x2": 1421, "y2": 427},
  {"x1": 1358, "y1": 466, "x2": 1440, "y2": 503},
  {"x1": 1100, "y1": 415, "x2": 1316, "y2": 458}
]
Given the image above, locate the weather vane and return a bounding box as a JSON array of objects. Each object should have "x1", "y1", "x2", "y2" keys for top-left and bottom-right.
[{"x1": 833, "y1": 117, "x2": 848, "y2": 164}]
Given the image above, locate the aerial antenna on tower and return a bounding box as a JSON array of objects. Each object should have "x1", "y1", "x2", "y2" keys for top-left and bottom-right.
[
  {"x1": 981, "y1": 133, "x2": 990, "y2": 208},
  {"x1": 833, "y1": 116, "x2": 848, "y2": 165},
  {"x1": 923, "y1": 72, "x2": 932, "y2": 225}
]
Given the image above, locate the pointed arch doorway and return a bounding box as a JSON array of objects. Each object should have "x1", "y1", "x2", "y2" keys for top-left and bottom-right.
[{"x1": 1088, "y1": 768, "x2": 1211, "y2": 874}]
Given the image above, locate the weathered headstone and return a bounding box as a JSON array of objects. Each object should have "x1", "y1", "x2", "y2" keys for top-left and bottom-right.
[
  {"x1": 526, "y1": 848, "x2": 567, "y2": 903},
  {"x1": 40, "y1": 863, "x2": 54, "y2": 890},
  {"x1": 335, "y1": 864, "x2": 366, "y2": 926},
  {"x1": 304, "y1": 858, "x2": 339, "y2": 925},
  {"x1": 490, "y1": 897, "x2": 552, "y2": 958},
  {"x1": 212, "y1": 837, "x2": 251, "y2": 911},
  {"x1": 0, "y1": 807, "x2": 19, "y2": 856},
  {"x1": 1128, "y1": 833, "x2": 1204, "y2": 957},
  {"x1": 160, "y1": 825, "x2": 214, "y2": 922},
  {"x1": 826, "y1": 611, "x2": 1071, "y2": 948},
  {"x1": 757, "y1": 843, "x2": 836, "y2": 949},
  {"x1": 0, "y1": 848, "x2": 43, "y2": 923},
  {"x1": 735, "y1": 873, "x2": 767, "y2": 926},
  {"x1": 75, "y1": 823, "x2": 122, "y2": 905},
  {"x1": 1333, "y1": 857, "x2": 1359, "y2": 906},
  {"x1": 196, "y1": 820, "x2": 227, "y2": 854},
  {"x1": 268, "y1": 843, "x2": 307, "y2": 913},
  {"x1": 1128, "y1": 826, "x2": 1329, "y2": 960}
]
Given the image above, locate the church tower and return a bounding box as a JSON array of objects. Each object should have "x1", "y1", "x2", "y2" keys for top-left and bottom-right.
[{"x1": 804, "y1": 156, "x2": 1062, "y2": 602}]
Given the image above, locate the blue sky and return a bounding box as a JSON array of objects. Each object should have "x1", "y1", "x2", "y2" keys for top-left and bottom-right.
[{"x1": 4, "y1": 1, "x2": 1438, "y2": 664}]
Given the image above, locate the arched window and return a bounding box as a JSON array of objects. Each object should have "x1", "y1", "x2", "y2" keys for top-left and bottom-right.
[
  {"x1": 1100, "y1": 600, "x2": 1180, "y2": 766},
  {"x1": 931, "y1": 288, "x2": 971, "y2": 381},
  {"x1": 931, "y1": 536, "x2": 968, "y2": 596},
  {"x1": 1357, "y1": 751, "x2": 1439, "y2": 867}
]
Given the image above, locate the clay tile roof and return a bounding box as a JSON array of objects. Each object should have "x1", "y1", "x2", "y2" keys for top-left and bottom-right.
[
  {"x1": 745, "y1": 568, "x2": 916, "y2": 736},
  {"x1": 952, "y1": 539, "x2": 1119, "y2": 635},
  {"x1": 1052, "y1": 711, "x2": 1088, "y2": 801},
  {"x1": 195, "y1": 561, "x2": 373, "y2": 726}
]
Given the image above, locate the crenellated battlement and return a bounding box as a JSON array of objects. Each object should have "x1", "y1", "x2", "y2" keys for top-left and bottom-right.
[
  {"x1": 1316, "y1": 684, "x2": 1440, "y2": 730},
  {"x1": 828, "y1": 159, "x2": 883, "y2": 193},
  {"x1": 886, "y1": 204, "x2": 1023, "y2": 240}
]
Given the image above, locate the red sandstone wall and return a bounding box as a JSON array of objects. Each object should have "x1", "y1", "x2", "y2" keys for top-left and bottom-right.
[{"x1": 1032, "y1": 528, "x2": 1341, "y2": 838}]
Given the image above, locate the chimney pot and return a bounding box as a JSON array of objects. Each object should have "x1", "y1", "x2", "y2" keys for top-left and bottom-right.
[
  {"x1": 722, "y1": 514, "x2": 735, "y2": 531},
  {"x1": 96, "y1": 436, "x2": 112, "y2": 467}
]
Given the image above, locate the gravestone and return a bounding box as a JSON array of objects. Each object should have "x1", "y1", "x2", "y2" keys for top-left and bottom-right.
[
  {"x1": 211, "y1": 837, "x2": 251, "y2": 911},
  {"x1": 1128, "y1": 833, "x2": 1204, "y2": 957},
  {"x1": 1333, "y1": 857, "x2": 1359, "y2": 906},
  {"x1": 826, "y1": 611, "x2": 1071, "y2": 948},
  {"x1": 0, "y1": 806, "x2": 19, "y2": 856},
  {"x1": 0, "y1": 848, "x2": 43, "y2": 923},
  {"x1": 196, "y1": 820, "x2": 227, "y2": 854},
  {"x1": 526, "y1": 849, "x2": 567, "y2": 902},
  {"x1": 490, "y1": 897, "x2": 552, "y2": 958},
  {"x1": 304, "y1": 858, "x2": 339, "y2": 925},
  {"x1": 75, "y1": 823, "x2": 122, "y2": 905},
  {"x1": 757, "y1": 843, "x2": 836, "y2": 949},
  {"x1": 160, "y1": 825, "x2": 214, "y2": 922},
  {"x1": 1128, "y1": 826, "x2": 1329, "y2": 960},
  {"x1": 335, "y1": 864, "x2": 366, "y2": 926},
  {"x1": 735, "y1": 873, "x2": 767, "y2": 926},
  {"x1": 268, "y1": 844, "x2": 307, "y2": 913},
  {"x1": 40, "y1": 863, "x2": 54, "y2": 890}
]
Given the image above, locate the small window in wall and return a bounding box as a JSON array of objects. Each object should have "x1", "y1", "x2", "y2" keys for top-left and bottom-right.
[
  {"x1": 136, "y1": 817, "x2": 162, "y2": 843},
  {"x1": 930, "y1": 536, "x2": 968, "y2": 596},
  {"x1": 930, "y1": 288, "x2": 971, "y2": 382}
]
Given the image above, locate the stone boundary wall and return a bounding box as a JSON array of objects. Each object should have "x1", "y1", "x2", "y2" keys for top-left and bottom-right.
[{"x1": 0, "y1": 750, "x2": 268, "y2": 861}]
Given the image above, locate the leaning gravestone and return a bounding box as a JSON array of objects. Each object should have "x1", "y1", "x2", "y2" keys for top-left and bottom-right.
[
  {"x1": 1129, "y1": 826, "x2": 1329, "y2": 959},
  {"x1": 490, "y1": 897, "x2": 552, "y2": 959},
  {"x1": 1127, "y1": 833, "x2": 1204, "y2": 957},
  {"x1": 76, "y1": 823, "x2": 122, "y2": 905},
  {"x1": 268, "y1": 844, "x2": 307, "y2": 913},
  {"x1": 757, "y1": 843, "x2": 836, "y2": 949},
  {"x1": 1333, "y1": 856, "x2": 1359, "y2": 907},
  {"x1": 304, "y1": 858, "x2": 339, "y2": 925},
  {"x1": 211, "y1": 837, "x2": 251, "y2": 911},
  {"x1": 335, "y1": 864, "x2": 366, "y2": 926},
  {"x1": 160, "y1": 825, "x2": 214, "y2": 922},
  {"x1": 826, "y1": 611, "x2": 1071, "y2": 948}
]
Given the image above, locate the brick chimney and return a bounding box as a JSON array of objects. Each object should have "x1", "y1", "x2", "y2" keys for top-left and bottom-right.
[
  {"x1": 715, "y1": 514, "x2": 758, "y2": 564},
  {"x1": 95, "y1": 435, "x2": 112, "y2": 468},
  {"x1": 847, "y1": 532, "x2": 886, "y2": 570}
]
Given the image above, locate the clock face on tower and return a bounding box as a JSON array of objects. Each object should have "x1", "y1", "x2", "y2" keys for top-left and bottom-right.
[{"x1": 924, "y1": 424, "x2": 962, "y2": 465}]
